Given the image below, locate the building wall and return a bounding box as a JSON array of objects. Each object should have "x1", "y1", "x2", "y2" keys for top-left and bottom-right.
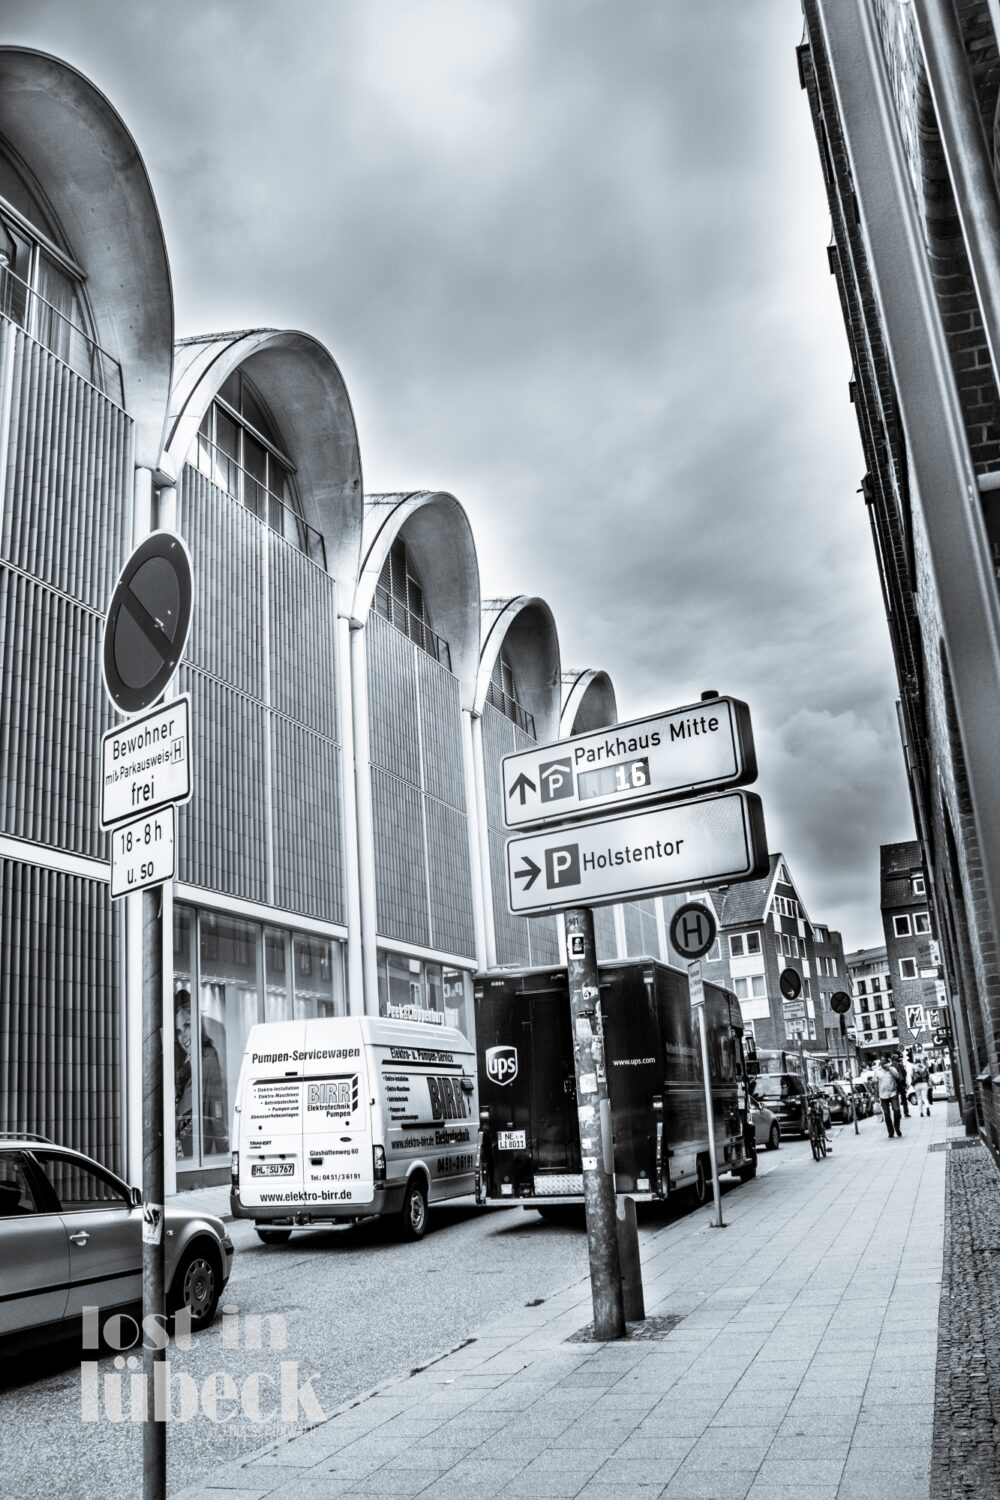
[{"x1": 0, "y1": 316, "x2": 132, "y2": 1168}]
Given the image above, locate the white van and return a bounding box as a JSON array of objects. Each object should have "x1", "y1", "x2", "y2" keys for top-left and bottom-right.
[{"x1": 230, "y1": 1016, "x2": 478, "y2": 1243}]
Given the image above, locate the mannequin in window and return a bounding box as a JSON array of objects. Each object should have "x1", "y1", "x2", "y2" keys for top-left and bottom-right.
[{"x1": 174, "y1": 989, "x2": 230, "y2": 1158}]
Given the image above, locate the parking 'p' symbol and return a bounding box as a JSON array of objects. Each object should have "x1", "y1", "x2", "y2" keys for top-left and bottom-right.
[{"x1": 545, "y1": 844, "x2": 580, "y2": 888}]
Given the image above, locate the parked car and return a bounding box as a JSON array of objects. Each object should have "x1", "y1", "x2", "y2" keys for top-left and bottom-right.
[
  {"x1": 751, "y1": 1073, "x2": 810, "y2": 1137},
  {"x1": 928, "y1": 1067, "x2": 955, "y2": 1102},
  {"x1": 852, "y1": 1082, "x2": 875, "y2": 1118},
  {"x1": 821, "y1": 1081, "x2": 855, "y2": 1124},
  {"x1": 750, "y1": 1099, "x2": 781, "y2": 1152},
  {"x1": 0, "y1": 1134, "x2": 234, "y2": 1355}
]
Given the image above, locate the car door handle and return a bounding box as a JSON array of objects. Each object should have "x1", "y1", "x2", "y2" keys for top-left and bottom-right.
[{"x1": 69, "y1": 1231, "x2": 90, "y2": 1246}]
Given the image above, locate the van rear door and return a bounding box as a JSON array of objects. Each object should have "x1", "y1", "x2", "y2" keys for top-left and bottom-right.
[
  {"x1": 301, "y1": 1019, "x2": 374, "y2": 1209},
  {"x1": 239, "y1": 1023, "x2": 308, "y2": 1212}
]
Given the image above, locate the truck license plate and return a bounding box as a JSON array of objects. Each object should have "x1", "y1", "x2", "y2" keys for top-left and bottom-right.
[
  {"x1": 251, "y1": 1162, "x2": 294, "y2": 1176},
  {"x1": 496, "y1": 1130, "x2": 526, "y2": 1150}
]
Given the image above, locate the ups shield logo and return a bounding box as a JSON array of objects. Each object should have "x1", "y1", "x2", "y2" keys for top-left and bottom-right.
[{"x1": 485, "y1": 1045, "x2": 518, "y2": 1087}]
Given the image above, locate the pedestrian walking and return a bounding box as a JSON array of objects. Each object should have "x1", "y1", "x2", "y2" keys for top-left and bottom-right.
[
  {"x1": 912, "y1": 1056, "x2": 931, "y2": 1115},
  {"x1": 893, "y1": 1051, "x2": 911, "y2": 1118},
  {"x1": 877, "y1": 1056, "x2": 902, "y2": 1138}
]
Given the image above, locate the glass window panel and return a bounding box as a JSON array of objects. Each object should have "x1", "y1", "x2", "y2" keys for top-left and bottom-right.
[
  {"x1": 442, "y1": 968, "x2": 472, "y2": 1036},
  {"x1": 198, "y1": 914, "x2": 259, "y2": 1159},
  {"x1": 0, "y1": 1156, "x2": 39, "y2": 1216},
  {"x1": 293, "y1": 934, "x2": 340, "y2": 1019},
  {"x1": 218, "y1": 370, "x2": 241, "y2": 409},
  {"x1": 385, "y1": 952, "x2": 419, "y2": 1014},
  {"x1": 173, "y1": 907, "x2": 197, "y2": 1165},
  {"x1": 264, "y1": 927, "x2": 292, "y2": 1024}
]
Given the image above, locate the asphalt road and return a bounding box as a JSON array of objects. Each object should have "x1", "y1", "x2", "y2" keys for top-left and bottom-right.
[{"x1": 0, "y1": 1135, "x2": 820, "y2": 1499}]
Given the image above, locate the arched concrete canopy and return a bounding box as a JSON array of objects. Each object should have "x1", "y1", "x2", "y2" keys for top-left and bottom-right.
[
  {"x1": 477, "y1": 596, "x2": 561, "y2": 744},
  {"x1": 0, "y1": 49, "x2": 173, "y2": 469},
  {"x1": 561, "y1": 668, "x2": 618, "y2": 735},
  {"x1": 166, "y1": 330, "x2": 363, "y2": 586},
  {"x1": 357, "y1": 492, "x2": 481, "y2": 710}
]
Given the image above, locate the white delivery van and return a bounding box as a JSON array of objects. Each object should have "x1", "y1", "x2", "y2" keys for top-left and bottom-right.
[{"x1": 230, "y1": 1016, "x2": 478, "y2": 1243}]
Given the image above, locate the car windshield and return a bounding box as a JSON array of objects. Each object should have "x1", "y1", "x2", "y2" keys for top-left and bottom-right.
[{"x1": 755, "y1": 1077, "x2": 791, "y2": 1098}]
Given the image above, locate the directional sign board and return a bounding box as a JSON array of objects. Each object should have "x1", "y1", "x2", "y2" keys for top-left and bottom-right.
[
  {"x1": 505, "y1": 788, "x2": 768, "y2": 917},
  {"x1": 100, "y1": 695, "x2": 191, "y2": 829},
  {"x1": 103, "y1": 530, "x2": 193, "y2": 716},
  {"x1": 502, "y1": 697, "x2": 756, "y2": 829},
  {"x1": 110, "y1": 806, "x2": 176, "y2": 900}
]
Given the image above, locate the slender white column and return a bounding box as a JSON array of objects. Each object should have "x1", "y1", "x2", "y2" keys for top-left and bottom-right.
[
  {"x1": 470, "y1": 711, "x2": 498, "y2": 970},
  {"x1": 350, "y1": 619, "x2": 379, "y2": 1014},
  {"x1": 461, "y1": 709, "x2": 487, "y2": 972},
  {"x1": 337, "y1": 613, "x2": 364, "y2": 1013}
]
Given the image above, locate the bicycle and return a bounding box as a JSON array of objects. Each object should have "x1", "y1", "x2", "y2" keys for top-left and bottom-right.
[{"x1": 808, "y1": 1096, "x2": 828, "y2": 1160}]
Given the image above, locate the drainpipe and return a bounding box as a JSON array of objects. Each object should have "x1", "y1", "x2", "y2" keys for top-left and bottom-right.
[
  {"x1": 350, "y1": 619, "x2": 379, "y2": 1014},
  {"x1": 470, "y1": 712, "x2": 498, "y2": 969},
  {"x1": 912, "y1": 0, "x2": 1000, "y2": 394},
  {"x1": 461, "y1": 709, "x2": 487, "y2": 972},
  {"x1": 337, "y1": 611, "x2": 365, "y2": 1014}
]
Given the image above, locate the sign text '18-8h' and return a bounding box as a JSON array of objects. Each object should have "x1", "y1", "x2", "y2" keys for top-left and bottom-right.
[
  {"x1": 502, "y1": 696, "x2": 756, "y2": 830},
  {"x1": 505, "y1": 788, "x2": 769, "y2": 917}
]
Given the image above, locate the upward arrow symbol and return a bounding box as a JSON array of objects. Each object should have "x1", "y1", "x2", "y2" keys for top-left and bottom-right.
[{"x1": 509, "y1": 772, "x2": 536, "y2": 805}]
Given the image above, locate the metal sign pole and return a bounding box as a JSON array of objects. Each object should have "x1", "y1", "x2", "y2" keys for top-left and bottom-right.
[
  {"x1": 565, "y1": 907, "x2": 626, "y2": 1339},
  {"x1": 842, "y1": 1012, "x2": 859, "y2": 1135},
  {"x1": 142, "y1": 885, "x2": 166, "y2": 1499},
  {"x1": 688, "y1": 961, "x2": 725, "y2": 1230}
]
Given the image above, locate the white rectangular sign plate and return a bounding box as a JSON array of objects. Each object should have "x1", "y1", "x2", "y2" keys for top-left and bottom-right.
[
  {"x1": 110, "y1": 806, "x2": 176, "y2": 900},
  {"x1": 505, "y1": 789, "x2": 768, "y2": 916},
  {"x1": 100, "y1": 695, "x2": 191, "y2": 829},
  {"x1": 502, "y1": 696, "x2": 755, "y2": 829}
]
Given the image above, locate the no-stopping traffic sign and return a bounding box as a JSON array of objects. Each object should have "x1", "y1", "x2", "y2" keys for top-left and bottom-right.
[{"x1": 102, "y1": 531, "x2": 193, "y2": 716}]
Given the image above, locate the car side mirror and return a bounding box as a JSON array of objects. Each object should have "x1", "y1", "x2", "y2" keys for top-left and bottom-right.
[{"x1": 129, "y1": 1186, "x2": 142, "y2": 1208}]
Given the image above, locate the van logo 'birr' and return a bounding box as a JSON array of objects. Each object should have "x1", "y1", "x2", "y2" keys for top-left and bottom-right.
[{"x1": 485, "y1": 1045, "x2": 518, "y2": 1087}]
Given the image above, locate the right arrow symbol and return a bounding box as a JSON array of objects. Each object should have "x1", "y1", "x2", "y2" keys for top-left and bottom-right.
[
  {"x1": 514, "y1": 855, "x2": 541, "y2": 890},
  {"x1": 509, "y1": 772, "x2": 536, "y2": 805}
]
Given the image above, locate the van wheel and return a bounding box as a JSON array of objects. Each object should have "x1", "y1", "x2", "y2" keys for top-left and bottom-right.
[
  {"x1": 691, "y1": 1156, "x2": 710, "y2": 1207},
  {"x1": 736, "y1": 1153, "x2": 757, "y2": 1183},
  {"x1": 255, "y1": 1227, "x2": 292, "y2": 1245},
  {"x1": 400, "y1": 1179, "x2": 428, "y2": 1241}
]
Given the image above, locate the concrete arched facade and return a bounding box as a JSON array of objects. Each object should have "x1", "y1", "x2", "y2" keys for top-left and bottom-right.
[
  {"x1": 561, "y1": 668, "x2": 618, "y2": 735},
  {"x1": 477, "y1": 596, "x2": 562, "y2": 745},
  {"x1": 166, "y1": 329, "x2": 363, "y2": 586},
  {"x1": 357, "y1": 491, "x2": 481, "y2": 709},
  {"x1": 0, "y1": 48, "x2": 173, "y2": 469}
]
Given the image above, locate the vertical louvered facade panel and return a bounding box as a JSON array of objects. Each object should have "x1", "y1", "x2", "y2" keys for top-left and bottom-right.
[
  {"x1": 641, "y1": 907, "x2": 661, "y2": 959},
  {"x1": 177, "y1": 466, "x2": 265, "y2": 698},
  {"x1": 0, "y1": 859, "x2": 120, "y2": 1171},
  {"x1": 371, "y1": 766, "x2": 430, "y2": 948},
  {"x1": 366, "y1": 608, "x2": 421, "y2": 786},
  {"x1": 270, "y1": 715, "x2": 343, "y2": 921},
  {"x1": 176, "y1": 666, "x2": 269, "y2": 903},
  {"x1": 366, "y1": 609, "x2": 475, "y2": 958},
  {"x1": 623, "y1": 903, "x2": 644, "y2": 957},
  {"x1": 0, "y1": 328, "x2": 132, "y2": 610},
  {"x1": 482, "y1": 700, "x2": 560, "y2": 966},
  {"x1": 268, "y1": 534, "x2": 338, "y2": 738},
  {"x1": 425, "y1": 797, "x2": 476, "y2": 957},
  {"x1": 594, "y1": 904, "x2": 618, "y2": 961},
  {"x1": 417, "y1": 651, "x2": 465, "y2": 810}
]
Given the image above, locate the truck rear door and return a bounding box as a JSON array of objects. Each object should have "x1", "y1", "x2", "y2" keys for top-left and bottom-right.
[
  {"x1": 239, "y1": 1023, "x2": 308, "y2": 1212},
  {"x1": 528, "y1": 992, "x2": 581, "y2": 1185},
  {"x1": 301, "y1": 1021, "x2": 374, "y2": 1209}
]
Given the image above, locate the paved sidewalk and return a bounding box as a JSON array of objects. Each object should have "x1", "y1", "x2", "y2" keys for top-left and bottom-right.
[
  {"x1": 173, "y1": 1108, "x2": 948, "y2": 1500},
  {"x1": 169, "y1": 1184, "x2": 233, "y2": 1222}
]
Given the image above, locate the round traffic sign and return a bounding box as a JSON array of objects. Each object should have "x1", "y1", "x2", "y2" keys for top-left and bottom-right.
[
  {"x1": 103, "y1": 531, "x2": 193, "y2": 715},
  {"x1": 779, "y1": 967, "x2": 802, "y2": 1001},
  {"x1": 670, "y1": 901, "x2": 718, "y2": 961},
  {"x1": 830, "y1": 991, "x2": 852, "y2": 1015}
]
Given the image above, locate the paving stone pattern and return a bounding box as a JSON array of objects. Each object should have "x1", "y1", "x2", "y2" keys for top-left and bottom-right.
[
  {"x1": 931, "y1": 1136, "x2": 1000, "y2": 1497},
  {"x1": 173, "y1": 1111, "x2": 948, "y2": 1500}
]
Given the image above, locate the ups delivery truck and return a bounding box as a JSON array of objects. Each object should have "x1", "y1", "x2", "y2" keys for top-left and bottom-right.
[{"x1": 474, "y1": 958, "x2": 755, "y2": 1211}]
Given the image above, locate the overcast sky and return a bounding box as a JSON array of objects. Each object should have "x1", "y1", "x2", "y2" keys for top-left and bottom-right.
[{"x1": 8, "y1": 0, "x2": 916, "y2": 951}]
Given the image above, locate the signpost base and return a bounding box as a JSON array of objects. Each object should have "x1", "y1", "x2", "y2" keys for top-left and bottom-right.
[
  {"x1": 141, "y1": 886, "x2": 166, "y2": 1500},
  {"x1": 565, "y1": 907, "x2": 627, "y2": 1340}
]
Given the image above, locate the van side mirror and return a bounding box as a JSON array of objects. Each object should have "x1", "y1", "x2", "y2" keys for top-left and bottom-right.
[{"x1": 460, "y1": 1077, "x2": 475, "y2": 1094}]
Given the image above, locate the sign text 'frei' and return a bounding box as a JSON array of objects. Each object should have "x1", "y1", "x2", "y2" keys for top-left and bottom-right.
[
  {"x1": 100, "y1": 695, "x2": 191, "y2": 830},
  {"x1": 502, "y1": 696, "x2": 755, "y2": 830},
  {"x1": 505, "y1": 789, "x2": 769, "y2": 916}
]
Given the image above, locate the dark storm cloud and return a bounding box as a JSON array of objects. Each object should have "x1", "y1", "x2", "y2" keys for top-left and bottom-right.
[{"x1": 6, "y1": 0, "x2": 915, "y2": 945}]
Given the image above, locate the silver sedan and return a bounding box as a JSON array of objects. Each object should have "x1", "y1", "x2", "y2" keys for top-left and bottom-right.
[{"x1": 0, "y1": 1135, "x2": 233, "y2": 1355}]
